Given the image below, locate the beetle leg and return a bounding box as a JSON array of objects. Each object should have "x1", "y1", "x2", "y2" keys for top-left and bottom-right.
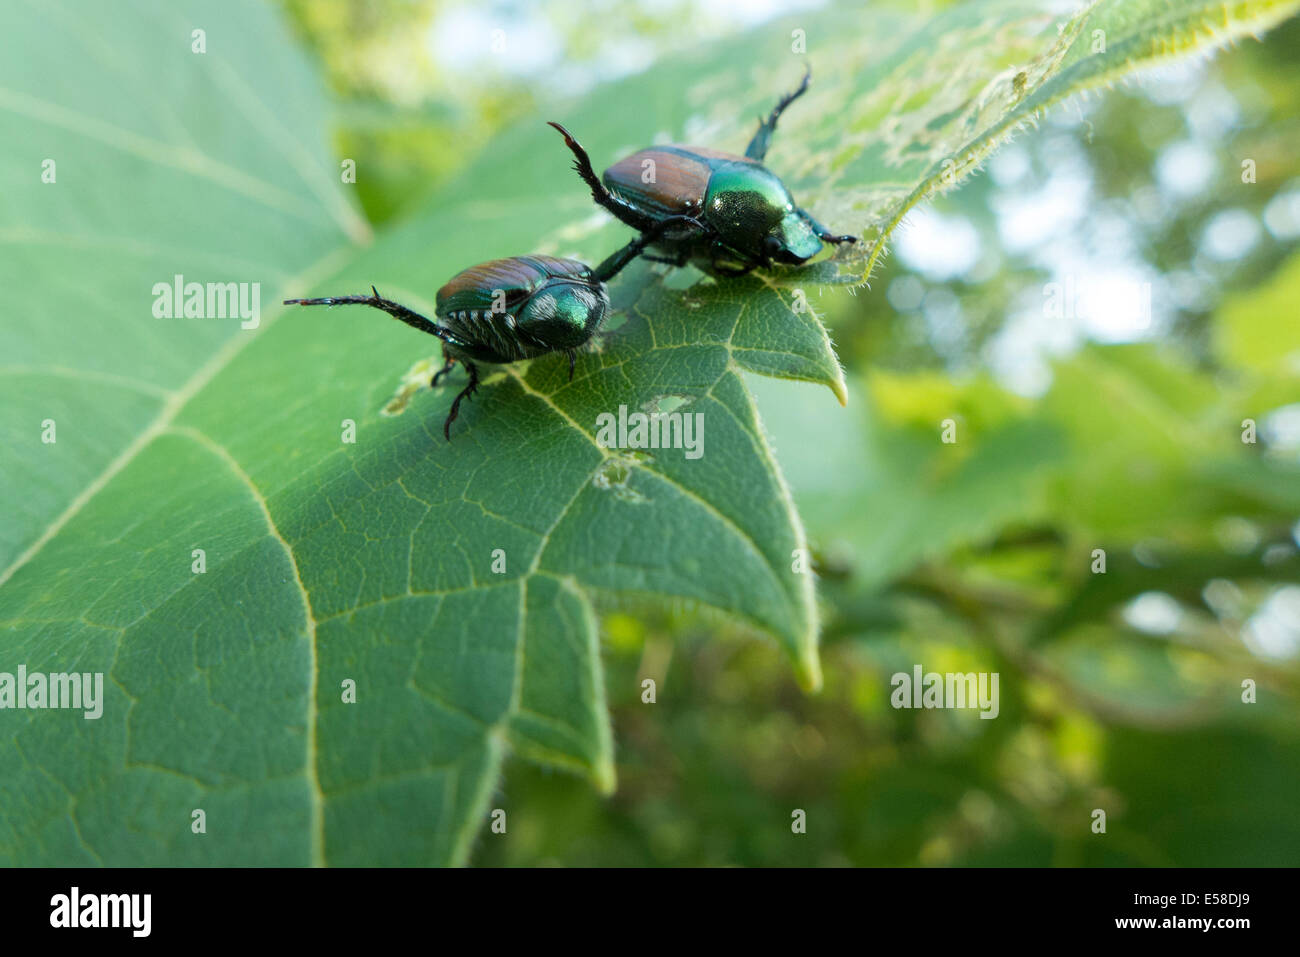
[
  {"x1": 547, "y1": 122, "x2": 662, "y2": 235},
  {"x1": 708, "y1": 243, "x2": 755, "y2": 276},
  {"x1": 800, "y1": 208, "x2": 857, "y2": 245},
  {"x1": 443, "y1": 361, "x2": 480, "y2": 441},
  {"x1": 712, "y1": 259, "x2": 755, "y2": 278},
  {"x1": 745, "y1": 63, "x2": 812, "y2": 161},
  {"x1": 703, "y1": 235, "x2": 762, "y2": 276},
  {"x1": 284, "y1": 286, "x2": 453, "y2": 343},
  {"x1": 590, "y1": 214, "x2": 707, "y2": 282},
  {"x1": 430, "y1": 355, "x2": 456, "y2": 388},
  {"x1": 642, "y1": 253, "x2": 690, "y2": 267}
]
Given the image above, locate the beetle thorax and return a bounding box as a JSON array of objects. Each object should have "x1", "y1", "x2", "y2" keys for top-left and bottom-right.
[
  {"x1": 521, "y1": 279, "x2": 607, "y2": 350},
  {"x1": 704, "y1": 163, "x2": 799, "y2": 256}
]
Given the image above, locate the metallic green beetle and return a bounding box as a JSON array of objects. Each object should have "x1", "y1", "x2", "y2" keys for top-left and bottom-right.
[
  {"x1": 549, "y1": 65, "x2": 856, "y2": 276},
  {"x1": 284, "y1": 216, "x2": 699, "y2": 439}
]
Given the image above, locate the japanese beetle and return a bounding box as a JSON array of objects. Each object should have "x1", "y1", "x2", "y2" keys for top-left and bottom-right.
[
  {"x1": 548, "y1": 65, "x2": 856, "y2": 276},
  {"x1": 284, "y1": 216, "x2": 699, "y2": 439}
]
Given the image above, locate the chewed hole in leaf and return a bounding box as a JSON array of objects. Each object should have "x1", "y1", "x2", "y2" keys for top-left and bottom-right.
[
  {"x1": 593, "y1": 456, "x2": 651, "y2": 504},
  {"x1": 382, "y1": 355, "x2": 443, "y2": 416},
  {"x1": 642, "y1": 393, "x2": 694, "y2": 415}
]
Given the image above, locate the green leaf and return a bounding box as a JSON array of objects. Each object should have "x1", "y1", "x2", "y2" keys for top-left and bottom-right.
[
  {"x1": 0, "y1": 0, "x2": 829, "y2": 866},
  {"x1": 1039, "y1": 344, "x2": 1294, "y2": 538},
  {"x1": 751, "y1": 372, "x2": 1066, "y2": 588},
  {"x1": 1091, "y1": 726, "x2": 1300, "y2": 865},
  {"x1": 2, "y1": 0, "x2": 1296, "y2": 866},
  {"x1": 1217, "y1": 249, "x2": 1300, "y2": 377},
  {"x1": 831, "y1": 0, "x2": 1300, "y2": 281},
  {"x1": 383, "y1": 1, "x2": 1300, "y2": 286}
]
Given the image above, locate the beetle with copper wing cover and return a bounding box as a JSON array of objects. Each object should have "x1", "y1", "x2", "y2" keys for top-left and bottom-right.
[
  {"x1": 283, "y1": 215, "x2": 699, "y2": 439},
  {"x1": 548, "y1": 65, "x2": 856, "y2": 277}
]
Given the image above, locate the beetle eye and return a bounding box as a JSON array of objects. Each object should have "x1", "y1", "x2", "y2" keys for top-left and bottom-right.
[{"x1": 763, "y1": 235, "x2": 783, "y2": 257}]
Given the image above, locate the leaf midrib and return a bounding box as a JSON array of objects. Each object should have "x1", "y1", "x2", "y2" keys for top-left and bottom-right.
[
  {"x1": 859, "y1": 0, "x2": 1300, "y2": 283},
  {"x1": 0, "y1": 246, "x2": 355, "y2": 865},
  {"x1": 0, "y1": 244, "x2": 357, "y2": 591}
]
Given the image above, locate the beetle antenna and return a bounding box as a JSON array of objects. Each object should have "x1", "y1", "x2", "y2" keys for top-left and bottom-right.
[{"x1": 283, "y1": 288, "x2": 453, "y2": 342}]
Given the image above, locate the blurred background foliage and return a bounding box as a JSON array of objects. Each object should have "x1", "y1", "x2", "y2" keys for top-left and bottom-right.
[{"x1": 278, "y1": 0, "x2": 1300, "y2": 865}]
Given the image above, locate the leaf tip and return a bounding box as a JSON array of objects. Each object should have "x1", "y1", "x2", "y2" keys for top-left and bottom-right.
[
  {"x1": 592, "y1": 757, "x2": 618, "y2": 796},
  {"x1": 831, "y1": 377, "x2": 848, "y2": 407},
  {"x1": 795, "y1": 647, "x2": 823, "y2": 694}
]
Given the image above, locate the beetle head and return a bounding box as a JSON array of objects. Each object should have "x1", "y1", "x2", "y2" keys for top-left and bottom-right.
[{"x1": 762, "y1": 211, "x2": 823, "y2": 265}]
